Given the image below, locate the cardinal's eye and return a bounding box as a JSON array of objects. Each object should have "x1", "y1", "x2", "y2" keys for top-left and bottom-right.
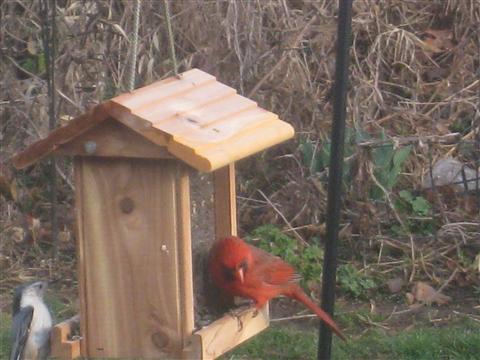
[{"x1": 222, "y1": 266, "x2": 236, "y2": 282}]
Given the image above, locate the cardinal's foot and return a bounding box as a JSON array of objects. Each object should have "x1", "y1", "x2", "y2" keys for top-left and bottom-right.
[{"x1": 228, "y1": 309, "x2": 244, "y2": 331}]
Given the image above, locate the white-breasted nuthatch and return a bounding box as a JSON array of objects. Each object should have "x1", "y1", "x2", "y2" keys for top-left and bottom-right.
[{"x1": 10, "y1": 281, "x2": 53, "y2": 360}]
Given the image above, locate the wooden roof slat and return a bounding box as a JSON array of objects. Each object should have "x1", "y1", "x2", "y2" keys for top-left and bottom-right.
[
  {"x1": 200, "y1": 108, "x2": 276, "y2": 138},
  {"x1": 197, "y1": 119, "x2": 293, "y2": 169},
  {"x1": 172, "y1": 108, "x2": 276, "y2": 148},
  {"x1": 169, "y1": 116, "x2": 293, "y2": 171},
  {"x1": 152, "y1": 95, "x2": 257, "y2": 137},
  {"x1": 112, "y1": 69, "x2": 215, "y2": 111},
  {"x1": 181, "y1": 94, "x2": 257, "y2": 127},
  {"x1": 106, "y1": 107, "x2": 169, "y2": 147},
  {"x1": 132, "y1": 82, "x2": 236, "y2": 124}
]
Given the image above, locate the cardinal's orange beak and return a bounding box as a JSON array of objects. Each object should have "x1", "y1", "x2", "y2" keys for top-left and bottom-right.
[{"x1": 237, "y1": 267, "x2": 244, "y2": 283}]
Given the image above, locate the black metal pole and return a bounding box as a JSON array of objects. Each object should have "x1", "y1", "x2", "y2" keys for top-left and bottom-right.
[
  {"x1": 318, "y1": 1, "x2": 353, "y2": 359},
  {"x1": 42, "y1": 0, "x2": 58, "y2": 259}
]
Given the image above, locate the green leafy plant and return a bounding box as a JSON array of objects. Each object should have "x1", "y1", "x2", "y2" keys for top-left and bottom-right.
[
  {"x1": 398, "y1": 190, "x2": 431, "y2": 216},
  {"x1": 370, "y1": 137, "x2": 412, "y2": 199},
  {"x1": 449, "y1": 115, "x2": 472, "y2": 135},
  {"x1": 337, "y1": 264, "x2": 377, "y2": 299},
  {"x1": 394, "y1": 190, "x2": 435, "y2": 235},
  {"x1": 19, "y1": 52, "x2": 46, "y2": 77},
  {"x1": 298, "y1": 127, "x2": 356, "y2": 179},
  {"x1": 298, "y1": 129, "x2": 412, "y2": 200},
  {"x1": 247, "y1": 225, "x2": 324, "y2": 285}
]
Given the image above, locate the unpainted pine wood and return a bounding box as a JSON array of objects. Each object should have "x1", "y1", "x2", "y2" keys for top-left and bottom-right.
[
  {"x1": 152, "y1": 94, "x2": 257, "y2": 138},
  {"x1": 198, "y1": 118, "x2": 293, "y2": 171},
  {"x1": 168, "y1": 115, "x2": 294, "y2": 172},
  {"x1": 73, "y1": 159, "x2": 88, "y2": 356},
  {"x1": 106, "y1": 106, "x2": 170, "y2": 147},
  {"x1": 54, "y1": 118, "x2": 173, "y2": 159},
  {"x1": 208, "y1": 164, "x2": 237, "y2": 312},
  {"x1": 192, "y1": 306, "x2": 269, "y2": 359},
  {"x1": 75, "y1": 157, "x2": 194, "y2": 358},
  {"x1": 213, "y1": 163, "x2": 237, "y2": 239},
  {"x1": 171, "y1": 110, "x2": 276, "y2": 155},
  {"x1": 112, "y1": 68, "x2": 215, "y2": 110},
  {"x1": 50, "y1": 315, "x2": 81, "y2": 359},
  {"x1": 135, "y1": 82, "x2": 236, "y2": 123},
  {"x1": 175, "y1": 164, "x2": 195, "y2": 350},
  {"x1": 12, "y1": 103, "x2": 111, "y2": 169}
]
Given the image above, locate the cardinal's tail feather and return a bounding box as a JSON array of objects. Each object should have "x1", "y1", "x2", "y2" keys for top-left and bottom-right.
[{"x1": 289, "y1": 286, "x2": 347, "y2": 341}]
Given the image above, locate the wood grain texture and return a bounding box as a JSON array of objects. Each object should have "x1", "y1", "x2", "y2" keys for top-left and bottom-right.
[
  {"x1": 208, "y1": 164, "x2": 238, "y2": 314},
  {"x1": 192, "y1": 306, "x2": 269, "y2": 359},
  {"x1": 111, "y1": 68, "x2": 215, "y2": 110},
  {"x1": 50, "y1": 315, "x2": 81, "y2": 359},
  {"x1": 73, "y1": 159, "x2": 88, "y2": 356},
  {"x1": 213, "y1": 163, "x2": 237, "y2": 239},
  {"x1": 75, "y1": 158, "x2": 194, "y2": 358},
  {"x1": 175, "y1": 165, "x2": 195, "y2": 346},
  {"x1": 55, "y1": 119, "x2": 173, "y2": 159}
]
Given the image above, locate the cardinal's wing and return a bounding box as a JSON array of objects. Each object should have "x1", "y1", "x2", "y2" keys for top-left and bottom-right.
[
  {"x1": 250, "y1": 245, "x2": 302, "y2": 286},
  {"x1": 10, "y1": 306, "x2": 33, "y2": 360}
]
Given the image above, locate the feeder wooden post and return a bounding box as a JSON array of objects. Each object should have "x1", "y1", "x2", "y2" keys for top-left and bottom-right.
[{"x1": 214, "y1": 163, "x2": 237, "y2": 238}]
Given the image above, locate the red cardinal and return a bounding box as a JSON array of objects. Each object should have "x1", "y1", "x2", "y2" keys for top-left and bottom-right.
[{"x1": 209, "y1": 236, "x2": 346, "y2": 340}]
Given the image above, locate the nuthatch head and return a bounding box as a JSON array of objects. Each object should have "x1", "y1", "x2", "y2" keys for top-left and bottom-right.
[{"x1": 10, "y1": 281, "x2": 53, "y2": 360}]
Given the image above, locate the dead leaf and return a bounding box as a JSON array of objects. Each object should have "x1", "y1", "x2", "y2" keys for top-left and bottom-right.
[
  {"x1": 59, "y1": 114, "x2": 74, "y2": 126},
  {"x1": 0, "y1": 163, "x2": 16, "y2": 201},
  {"x1": 58, "y1": 229, "x2": 72, "y2": 243},
  {"x1": 411, "y1": 281, "x2": 451, "y2": 305},
  {"x1": 25, "y1": 215, "x2": 42, "y2": 243},
  {"x1": 407, "y1": 303, "x2": 423, "y2": 311},
  {"x1": 387, "y1": 277, "x2": 404, "y2": 293},
  {"x1": 27, "y1": 38, "x2": 38, "y2": 55},
  {"x1": 461, "y1": 195, "x2": 479, "y2": 215},
  {"x1": 420, "y1": 29, "x2": 455, "y2": 54},
  {"x1": 0, "y1": 254, "x2": 9, "y2": 270},
  {"x1": 424, "y1": 67, "x2": 450, "y2": 82},
  {"x1": 338, "y1": 223, "x2": 352, "y2": 239},
  {"x1": 446, "y1": 258, "x2": 457, "y2": 271},
  {"x1": 406, "y1": 292, "x2": 415, "y2": 305},
  {"x1": 454, "y1": 271, "x2": 470, "y2": 287},
  {"x1": 112, "y1": 23, "x2": 128, "y2": 40},
  {"x1": 11, "y1": 227, "x2": 25, "y2": 243}
]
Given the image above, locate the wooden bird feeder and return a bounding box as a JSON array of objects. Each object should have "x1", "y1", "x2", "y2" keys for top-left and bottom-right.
[{"x1": 12, "y1": 69, "x2": 294, "y2": 359}]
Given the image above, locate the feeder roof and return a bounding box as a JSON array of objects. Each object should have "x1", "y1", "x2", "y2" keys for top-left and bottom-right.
[{"x1": 13, "y1": 69, "x2": 294, "y2": 172}]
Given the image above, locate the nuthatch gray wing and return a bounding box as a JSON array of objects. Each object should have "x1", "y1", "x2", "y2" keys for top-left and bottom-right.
[{"x1": 10, "y1": 281, "x2": 53, "y2": 360}]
